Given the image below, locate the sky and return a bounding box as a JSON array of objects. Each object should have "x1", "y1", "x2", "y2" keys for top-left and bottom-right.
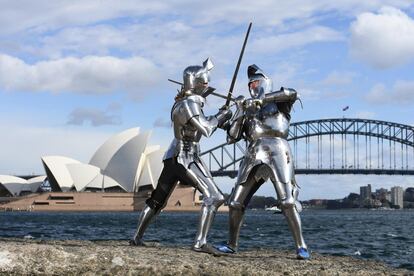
[{"x1": 1, "y1": 1, "x2": 414, "y2": 200}]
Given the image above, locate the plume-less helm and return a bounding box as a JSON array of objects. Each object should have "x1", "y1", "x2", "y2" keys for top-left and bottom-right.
[
  {"x1": 247, "y1": 64, "x2": 272, "y2": 99},
  {"x1": 183, "y1": 58, "x2": 214, "y2": 95}
]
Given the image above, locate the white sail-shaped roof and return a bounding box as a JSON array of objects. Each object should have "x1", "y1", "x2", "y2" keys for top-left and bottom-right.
[
  {"x1": 27, "y1": 175, "x2": 46, "y2": 184},
  {"x1": 135, "y1": 145, "x2": 164, "y2": 190},
  {"x1": 27, "y1": 175, "x2": 46, "y2": 192},
  {"x1": 66, "y1": 163, "x2": 101, "y2": 191},
  {"x1": 41, "y1": 156, "x2": 81, "y2": 191},
  {"x1": 101, "y1": 131, "x2": 150, "y2": 192},
  {"x1": 0, "y1": 175, "x2": 28, "y2": 196},
  {"x1": 145, "y1": 148, "x2": 164, "y2": 189},
  {"x1": 136, "y1": 161, "x2": 153, "y2": 190},
  {"x1": 89, "y1": 128, "x2": 140, "y2": 169}
]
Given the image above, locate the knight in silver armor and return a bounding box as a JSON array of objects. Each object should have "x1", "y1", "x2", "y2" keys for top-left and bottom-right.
[
  {"x1": 130, "y1": 58, "x2": 232, "y2": 255},
  {"x1": 216, "y1": 64, "x2": 310, "y2": 259}
]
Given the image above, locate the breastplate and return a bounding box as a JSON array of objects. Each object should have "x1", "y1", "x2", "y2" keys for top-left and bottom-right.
[{"x1": 245, "y1": 102, "x2": 289, "y2": 142}]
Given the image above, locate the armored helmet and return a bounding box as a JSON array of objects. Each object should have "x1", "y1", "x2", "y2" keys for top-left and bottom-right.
[
  {"x1": 182, "y1": 58, "x2": 214, "y2": 96},
  {"x1": 247, "y1": 64, "x2": 272, "y2": 99}
]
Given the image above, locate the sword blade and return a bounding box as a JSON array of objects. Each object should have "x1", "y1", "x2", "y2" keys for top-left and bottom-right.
[{"x1": 225, "y1": 22, "x2": 252, "y2": 107}]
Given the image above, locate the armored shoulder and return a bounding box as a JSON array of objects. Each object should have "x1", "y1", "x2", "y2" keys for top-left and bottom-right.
[{"x1": 172, "y1": 95, "x2": 205, "y2": 124}]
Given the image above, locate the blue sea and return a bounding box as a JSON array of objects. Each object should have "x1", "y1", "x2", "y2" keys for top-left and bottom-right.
[{"x1": 0, "y1": 209, "x2": 413, "y2": 270}]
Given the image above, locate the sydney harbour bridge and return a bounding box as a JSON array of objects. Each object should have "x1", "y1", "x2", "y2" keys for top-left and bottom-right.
[{"x1": 200, "y1": 118, "x2": 414, "y2": 178}]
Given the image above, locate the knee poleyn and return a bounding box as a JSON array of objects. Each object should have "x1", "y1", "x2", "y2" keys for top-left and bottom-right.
[
  {"x1": 229, "y1": 200, "x2": 244, "y2": 210},
  {"x1": 204, "y1": 195, "x2": 225, "y2": 208},
  {"x1": 280, "y1": 197, "x2": 295, "y2": 210}
]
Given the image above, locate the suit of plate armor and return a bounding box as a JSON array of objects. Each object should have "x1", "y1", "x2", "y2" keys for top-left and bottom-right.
[
  {"x1": 218, "y1": 64, "x2": 309, "y2": 259},
  {"x1": 131, "y1": 58, "x2": 232, "y2": 254}
]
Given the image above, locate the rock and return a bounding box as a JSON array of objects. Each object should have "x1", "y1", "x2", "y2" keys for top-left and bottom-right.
[
  {"x1": 0, "y1": 238, "x2": 412, "y2": 275},
  {"x1": 0, "y1": 251, "x2": 13, "y2": 269},
  {"x1": 111, "y1": 257, "x2": 124, "y2": 267}
]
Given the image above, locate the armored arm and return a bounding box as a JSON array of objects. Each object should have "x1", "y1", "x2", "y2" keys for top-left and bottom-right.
[
  {"x1": 189, "y1": 115, "x2": 218, "y2": 137},
  {"x1": 227, "y1": 116, "x2": 245, "y2": 144},
  {"x1": 190, "y1": 110, "x2": 232, "y2": 137},
  {"x1": 262, "y1": 87, "x2": 297, "y2": 104},
  {"x1": 184, "y1": 97, "x2": 232, "y2": 137},
  {"x1": 227, "y1": 96, "x2": 246, "y2": 144}
]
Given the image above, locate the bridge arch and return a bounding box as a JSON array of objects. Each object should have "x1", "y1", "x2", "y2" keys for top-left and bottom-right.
[{"x1": 289, "y1": 118, "x2": 414, "y2": 146}]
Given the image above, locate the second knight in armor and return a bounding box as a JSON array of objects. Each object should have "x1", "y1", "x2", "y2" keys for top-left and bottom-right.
[
  {"x1": 130, "y1": 58, "x2": 232, "y2": 255},
  {"x1": 216, "y1": 64, "x2": 310, "y2": 259}
]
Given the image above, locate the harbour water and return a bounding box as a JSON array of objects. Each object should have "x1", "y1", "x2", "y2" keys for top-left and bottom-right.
[{"x1": 1, "y1": 209, "x2": 413, "y2": 270}]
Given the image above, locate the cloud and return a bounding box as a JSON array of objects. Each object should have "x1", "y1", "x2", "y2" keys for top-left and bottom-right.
[
  {"x1": 32, "y1": 22, "x2": 228, "y2": 67},
  {"x1": 2, "y1": 2, "x2": 407, "y2": 68},
  {"x1": 0, "y1": 54, "x2": 160, "y2": 97},
  {"x1": 0, "y1": 1, "x2": 167, "y2": 35},
  {"x1": 67, "y1": 103, "x2": 122, "y2": 127},
  {"x1": 0, "y1": 1, "x2": 410, "y2": 36},
  {"x1": 190, "y1": 1, "x2": 413, "y2": 26},
  {"x1": 0, "y1": 23, "x2": 344, "y2": 101},
  {"x1": 251, "y1": 26, "x2": 344, "y2": 54},
  {"x1": 350, "y1": 6, "x2": 414, "y2": 68},
  {"x1": 39, "y1": 25, "x2": 130, "y2": 59},
  {"x1": 366, "y1": 80, "x2": 414, "y2": 104}
]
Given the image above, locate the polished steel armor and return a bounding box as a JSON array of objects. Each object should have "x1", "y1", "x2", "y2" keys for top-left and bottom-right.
[
  {"x1": 247, "y1": 64, "x2": 273, "y2": 99},
  {"x1": 131, "y1": 59, "x2": 231, "y2": 254},
  {"x1": 183, "y1": 58, "x2": 214, "y2": 95},
  {"x1": 222, "y1": 64, "x2": 309, "y2": 258}
]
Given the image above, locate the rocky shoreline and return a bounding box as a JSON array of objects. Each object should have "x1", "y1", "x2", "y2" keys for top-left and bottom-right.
[{"x1": 0, "y1": 239, "x2": 412, "y2": 275}]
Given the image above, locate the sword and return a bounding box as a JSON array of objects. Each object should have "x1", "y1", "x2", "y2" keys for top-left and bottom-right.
[
  {"x1": 167, "y1": 79, "x2": 235, "y2": 102},
  {"x1": 225, "y1": 22, "x2": 252, "y2": 107},
  {"x1": 167, "y1": 79, "x2": 183, "y2": 86}
]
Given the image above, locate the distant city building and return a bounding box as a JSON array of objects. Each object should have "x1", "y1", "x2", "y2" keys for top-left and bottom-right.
[
  {"x1": 391, "y1": 186, "x2": 404, "y2": 209},
  {"x1": 385, "y1": 192, "x2": 391, "y2": 202},
  {"x1": 360, "y1": 184, "x2": 372, "y2": 200},
  {"x1": 404, "y1": 187, "x2": 414, "y2": 202},
  {"x1": 374, "y1": 188, "x2": 388, "y2": 201}
]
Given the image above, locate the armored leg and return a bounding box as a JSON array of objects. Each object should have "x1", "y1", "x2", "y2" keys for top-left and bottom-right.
[
  {"x1": 131, "y1": 205, "x2": 158, "y2": 245},
  {"x1": 228, "y1": 166, "x2": 264, "y2": 250},
  {"x1": 131, "y1": 159, "x2": 178, "y2": 245},
  {"x1": 272, "y1": 179, "x2": 307, "y2": 250},
  {"x1": 185, "y1": 162, "x2": 225, "y2": 250}
]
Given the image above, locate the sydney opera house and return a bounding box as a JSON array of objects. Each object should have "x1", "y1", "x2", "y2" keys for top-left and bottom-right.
[{"x1": 1, "y1": 128, "x2": 206, "y2": 211}]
